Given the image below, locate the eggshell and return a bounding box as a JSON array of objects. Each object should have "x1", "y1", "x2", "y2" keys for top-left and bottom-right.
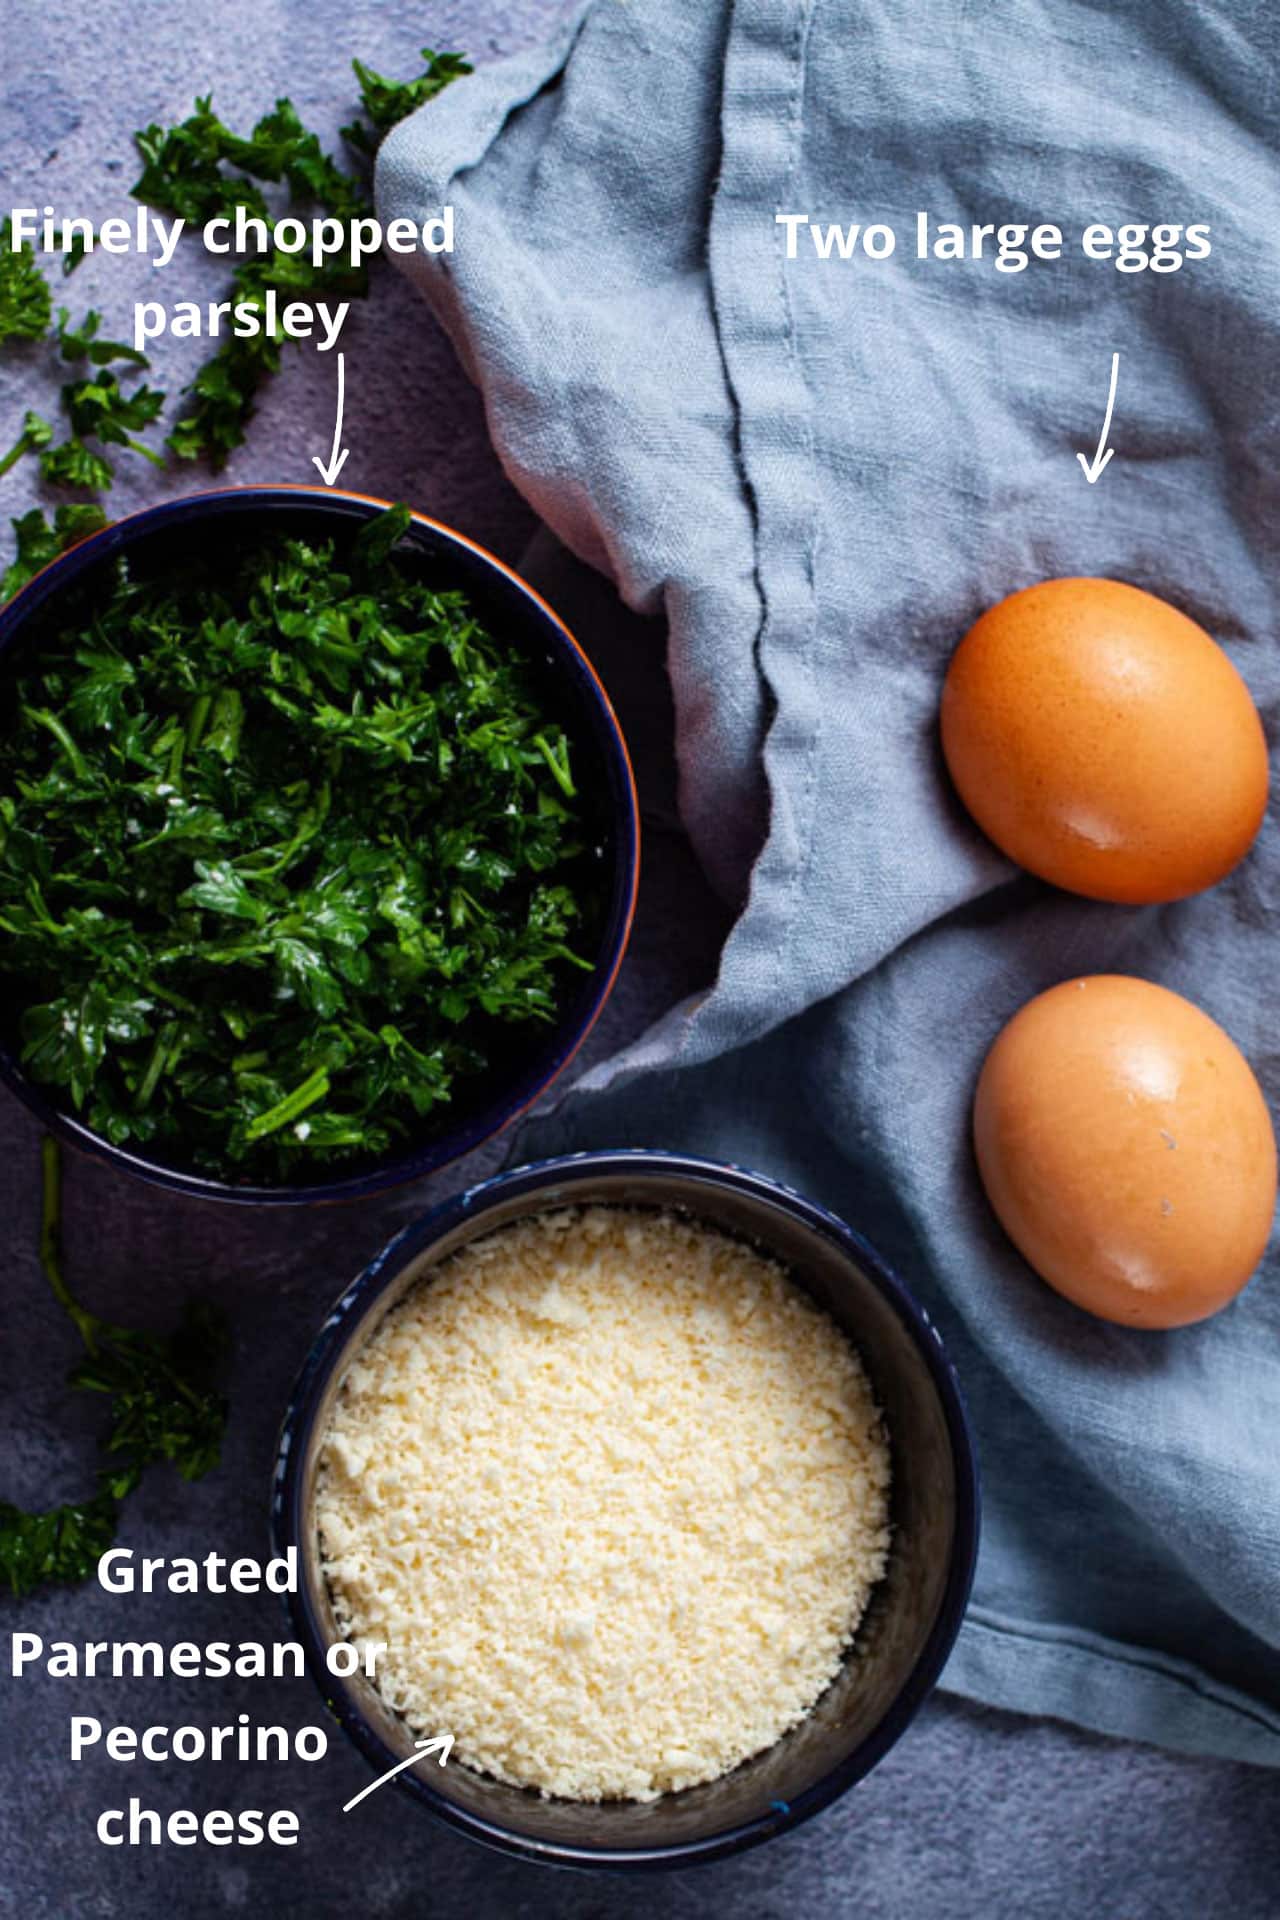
[
  {"x1": 941, "y1": 578, "x2": 1269, "y2": 903},
  {"x1": 974, "y1": 975, "x2": 1276, "y2": 1329}
]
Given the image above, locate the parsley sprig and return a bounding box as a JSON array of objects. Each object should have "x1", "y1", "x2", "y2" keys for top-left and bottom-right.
[
  {"x1": 0, "y1": 1137, "x2": 229, "y2": 1597},
  {"x1": 0, "y1": 411, "x2": 53, "y2": 481},
  {"x1": 0, "y1": 217, "x2": 53, "y2": 344},
  {"x1": 342, "y1": 49, "x2": 473, "y2": 157},
  {"x1": 0, "y1": 504, "x2": 108, "y2": 602}
]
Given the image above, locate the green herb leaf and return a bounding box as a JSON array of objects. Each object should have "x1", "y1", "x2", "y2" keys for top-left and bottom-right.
[
  {"x1": 0, "y1": 1139, "x2": 230, "y2": 1597},
  {"x1": 165, "y1": 336, "x2": 278, "y2": 465},
  {"x1": 56, "y1": 307, "x2": 150, "y2": 368},
  {"x1": 0, "y1": 216, "x2": 52, "y2": 343},
  {"x1": 0, "y1": 1489, "x2": 118, "y2": 1597},
  {"x1": 72, "y1": 1296, "x2": 230, "y2": 1499},
  {"x1": 182, "y1": 859, "x2": 267, "y2": 923},
  {"x1": 343, "y1": 49, "x2": 472, "y2": 157},
  {"x1": 352, "y1": 499, "x2": 411, "y2": 573},
  {"x1": 61, "y1": 370, "x2": 167, "y2": 463},
  {"x1": 1, "y1": 503, "x2": 108, "y2": 602},
  {"x1": 229, "y1": 97, "x2": 368, "y2": 220},
  {"x1": 39, "y1": 437, "x2": 117, "y2": 491},
  {"x1": 0, "y1": 409, "x2": 54, "y2": 480},
  {"x1": 131, "y1": 96, "x2": 272, "y2": 225}
]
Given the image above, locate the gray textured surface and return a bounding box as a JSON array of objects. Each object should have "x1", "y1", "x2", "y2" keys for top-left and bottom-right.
[{"x1": 0, "y1": 2, "x2": 1277, "y2": 1914}]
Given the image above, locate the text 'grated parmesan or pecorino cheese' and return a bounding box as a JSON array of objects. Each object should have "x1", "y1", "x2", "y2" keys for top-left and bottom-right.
[{"x1": 316, "y1": 1207, "x2": 891, "y2": 1802}]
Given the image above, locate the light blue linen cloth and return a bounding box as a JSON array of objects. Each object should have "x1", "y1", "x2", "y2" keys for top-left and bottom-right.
[{"x1": 379, "y1": 0, "x2": 1280, "y2": 1764}]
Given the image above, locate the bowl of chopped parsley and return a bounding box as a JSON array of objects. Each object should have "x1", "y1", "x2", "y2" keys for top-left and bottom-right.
[{"x1": 0, "y1": 490, "x2": 638, "y2": 1201}]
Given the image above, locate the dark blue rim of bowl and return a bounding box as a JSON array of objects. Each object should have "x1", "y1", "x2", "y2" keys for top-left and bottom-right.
[
  {"x1": 271, "y1": 1149, "x2": 981, "y2": 1871},
  {"x1": 0, "y1": 487, "x2": 640, "y2": 1206}
]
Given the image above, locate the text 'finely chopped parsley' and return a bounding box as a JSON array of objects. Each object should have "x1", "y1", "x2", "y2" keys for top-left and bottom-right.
[{"x1": 316, "y1": 1207, "x2": 892, "y2": 1803}]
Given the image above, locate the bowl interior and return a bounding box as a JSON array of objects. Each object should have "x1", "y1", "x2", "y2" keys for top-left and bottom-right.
[
  {"x1": 281, "y1": 1160, "x2": 972, "y2": 1864},
  {"x1": 0, "y1": 493, "x2": 636, "y2": 1198}
]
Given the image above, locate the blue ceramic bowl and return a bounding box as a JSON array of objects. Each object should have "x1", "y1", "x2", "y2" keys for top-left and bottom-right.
[
  {"x1": 0, "y1": 488, "x2": 639, "y2": 1204},
  {"x1": 273, "y1": 1151, "x2": 979, "y2": 1870}
]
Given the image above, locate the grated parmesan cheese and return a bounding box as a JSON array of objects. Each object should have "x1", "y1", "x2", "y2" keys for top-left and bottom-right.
[{"x1": 316, "y1": 1207, "x2": 891, "y2": 1803}]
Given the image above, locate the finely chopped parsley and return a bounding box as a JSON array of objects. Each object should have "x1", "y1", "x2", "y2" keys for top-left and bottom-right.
[
  {"x1": 0, "y1": 505, "x2": 595, "y2": 1181},
  {"x1": 317, "y1": 1206, "x2": 892, "y2": 1803}
]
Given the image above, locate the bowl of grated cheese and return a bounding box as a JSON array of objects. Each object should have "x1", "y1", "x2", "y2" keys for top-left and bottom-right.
[{"x1": 273, "y1": 1151, "x2": 978, "y2": 1869}]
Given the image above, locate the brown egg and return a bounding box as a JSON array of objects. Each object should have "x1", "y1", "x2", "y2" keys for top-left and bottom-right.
[
  {"x1": 974, "y1": 976, "x2": 1276, "y2": 1329},
  {"x1": 941, "y1": 578, "x2": 1269, "y2": 903}
]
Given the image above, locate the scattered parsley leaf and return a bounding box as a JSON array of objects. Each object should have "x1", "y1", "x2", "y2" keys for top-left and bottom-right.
[
  {"x1": 131, "y1": 95, "x2": 271, "y2": 226},
  {"x1": 0, "y1": 327, "x2": 161, "y2": 502},
  {"x1": 0, "y1": 409, "x2": 54, "y2": 480},
  {"x1": 61, "y1": 370, "x2": 167, "y2": 467},
  {"x1": 0, "y1": 1138, "x2": 230, "y2": 1598},
  {"x1": 71, "y1": 1295, "x2": 230, "y2": 1501},
  {"x1": 1, "y1": 503, "x2": 108, "y2": 601},
  {"x1": 56, "y1": 307, "x2": 150, "y2": 368},
  {"x1": 39, "y1": 438, "x2": 117, "y2": 491},
  {"x1": 226, "y1": 97, "x2": 368, "y2": 220},
  {"x1": 62, "y1": 232, "x2": 90, "y2": 275},
  {"x1": 164, "y1": 333, "x2": 281, "y2": 466},
  {"x1": 0, "y1": 216, "x2": 52, "y2": 343},
  {"x1": 0, "y1": 1488, "x2": 119, "y2": 1597},
  {"x1": 343, "y1": 49, "x2": 473, "y2": 157}
]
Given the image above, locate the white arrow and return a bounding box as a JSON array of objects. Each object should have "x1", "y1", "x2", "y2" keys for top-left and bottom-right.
[
  {"x1": 311, "y1": 351, "x2": 350, "y2": 486},
  {"x1": 1076, "y1": 352, "x2": 1119, "y2": 485},
  {"x1": 341, "y1": 1734, "x2": 453, "y2": 1813}
]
